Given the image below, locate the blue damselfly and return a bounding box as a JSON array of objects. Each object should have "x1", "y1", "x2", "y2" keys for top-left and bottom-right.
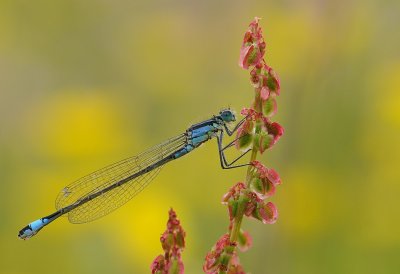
[{"x1": 18, "y1": 109, "x2": 250, "y2": 239}]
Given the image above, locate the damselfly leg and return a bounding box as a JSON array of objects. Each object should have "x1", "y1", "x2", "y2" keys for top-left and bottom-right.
[{"x1": 217, "y1": 129, "x2": 252, "y2": 170}]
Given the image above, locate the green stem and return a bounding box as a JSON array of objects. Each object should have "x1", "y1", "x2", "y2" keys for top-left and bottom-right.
[
  {"x1": 246, "y1": 148, "x2": 259, "y2": 186},
  {"x1": 229, "y1": 200, "x2": 245, "y2": 243}
]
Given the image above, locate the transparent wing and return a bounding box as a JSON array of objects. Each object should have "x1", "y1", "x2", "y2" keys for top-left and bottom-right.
[{"x1": 55, "y1": 133, "x2": 186, "y2": 224}]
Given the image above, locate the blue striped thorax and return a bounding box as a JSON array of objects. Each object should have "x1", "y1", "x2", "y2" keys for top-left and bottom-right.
[{"x1": 173, "y1": 109, "x2": 236, "y2": 159}]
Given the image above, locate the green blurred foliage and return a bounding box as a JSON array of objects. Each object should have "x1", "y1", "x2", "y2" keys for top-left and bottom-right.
[{"x1": 1, "y1": 0, "x2": 399, "y2": 273}]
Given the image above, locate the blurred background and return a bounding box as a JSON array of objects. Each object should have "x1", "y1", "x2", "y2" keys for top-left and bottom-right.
[{"x1": 1, "y1": 0, "x2": 399, "y2": 273}]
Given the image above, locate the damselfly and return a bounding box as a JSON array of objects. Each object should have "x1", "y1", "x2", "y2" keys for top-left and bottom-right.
[{"x1": 18, "y1": 109, "x2": 250, "y2": 239}]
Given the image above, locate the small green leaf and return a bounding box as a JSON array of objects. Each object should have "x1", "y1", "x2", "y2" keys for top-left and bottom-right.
[
  {"x1": 238, "y1": 133, "x2": 253, "y2": 150},
  {"x1": 262, "y1": 97, "x2": 277, "y2": 117},
  {"x1": 250, "y1": 177, "x2": 263, "y2": 193},
  {"x1": 259, "y1": 132, "x2": 273, "y2": 153}
]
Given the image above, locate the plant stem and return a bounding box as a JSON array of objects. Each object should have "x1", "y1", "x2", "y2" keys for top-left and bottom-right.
[
  {"x1": 229, "y1": 200, "x2": 245, "y2": 243},
  {"x1": 246, "y1": 148, "x2": 258, "y2": 186}
]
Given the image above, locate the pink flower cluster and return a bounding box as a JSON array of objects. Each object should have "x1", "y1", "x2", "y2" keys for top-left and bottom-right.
[
  {"x1": 236, "y1": 15, "x2": 282, "y2": 232},
  {"x1": 222, "y1": 170, "x2": 279, "y2": 226},
  {"x1": 237, "y1": 17, "x2": 283, "y2": 155},
  {"x1": 151, "y1": 209, "x2": 186, "y2": 274},
  {"x1": 239, "y1": 17, "x2": 280, "y2": 113},
  {"x1": 204, "y1": 17, "x2": 283, "y2": 273},
  {"x1": 236, "y1": 108, "x2": 284, "y2": 153},
  {"x1": 203, "y1": 234, "x2": 248, "y2": 274},
  {"x1": 238, "y1": 17, "x2": 266, "y2": 70},
  {"x1": 204, "y1": 164, "x2": 281, "y2": 272},
  {"x1": 250, "y1": 160, "x2": 281, "y2": 199}
]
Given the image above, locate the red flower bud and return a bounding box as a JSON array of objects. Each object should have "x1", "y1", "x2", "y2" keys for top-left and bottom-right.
[
  {"x1": 259, "y1": 202, "x2": 278, "y2": 224},
  {"x1": 151, "y1": 255, "x2": 166, "y2": 274},
  {"x1": 265, "y1": 66, "x2": 280, "y2": 96},
  {"x1": 203, "y1": 234, "x2": 231, "y2": 274},
  {"x1": 242, "y1": 30, "x2": 253, "y2": 44},
  {"x1": 250, "y1": 176, "x2": 276, "y2": 198},
  {"x1": 222, "y1": 183, "x2": 249, "y2": 221},
  {"x1": 222, "y1": 182, "x2": 246, "y2": 204},
  {"x1": 241, "y1": 189, "x2": 279, "y2": 225},
  {"x1": 237, "y1": 230, "x2": 253, "y2": 252},
  {"x1": 259, "y1": 118, "x2": 284, "y2": 151},
  {"x1": 257, "y1": 131, "x2": 274, "y2": 154},
  {"x1": 240, "y1": 107, "x2": 262, "y2": 121},
  {"x1": 251, "y1": 161, "x2": 281, "y2": 185},
  {"x1": 250, "y1": 68, "x2": 260, "y2": 87},
  {"x1": 235, "y1": 119, "x2": 254, "y2": 150},
  {"x1": 244, "y1": 191, "x2": 262, "y2": 217},
  {"x1": 238, "y1": 17, "x2": 266, "y2": 70},
  {"x1": 267, "y1": 121, "x2": 284, "y2": 146},
  {"x1": 239, "y1": 45, "x2": 262, "y2": 69},
  {"x1": 250, "y1": 161, "x2": 281, "y2": 197}
]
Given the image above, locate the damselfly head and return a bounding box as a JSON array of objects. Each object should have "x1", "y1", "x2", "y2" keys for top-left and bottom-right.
[{"x1": 219, "y1": 109, "x2": 236, "y2": 123}]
